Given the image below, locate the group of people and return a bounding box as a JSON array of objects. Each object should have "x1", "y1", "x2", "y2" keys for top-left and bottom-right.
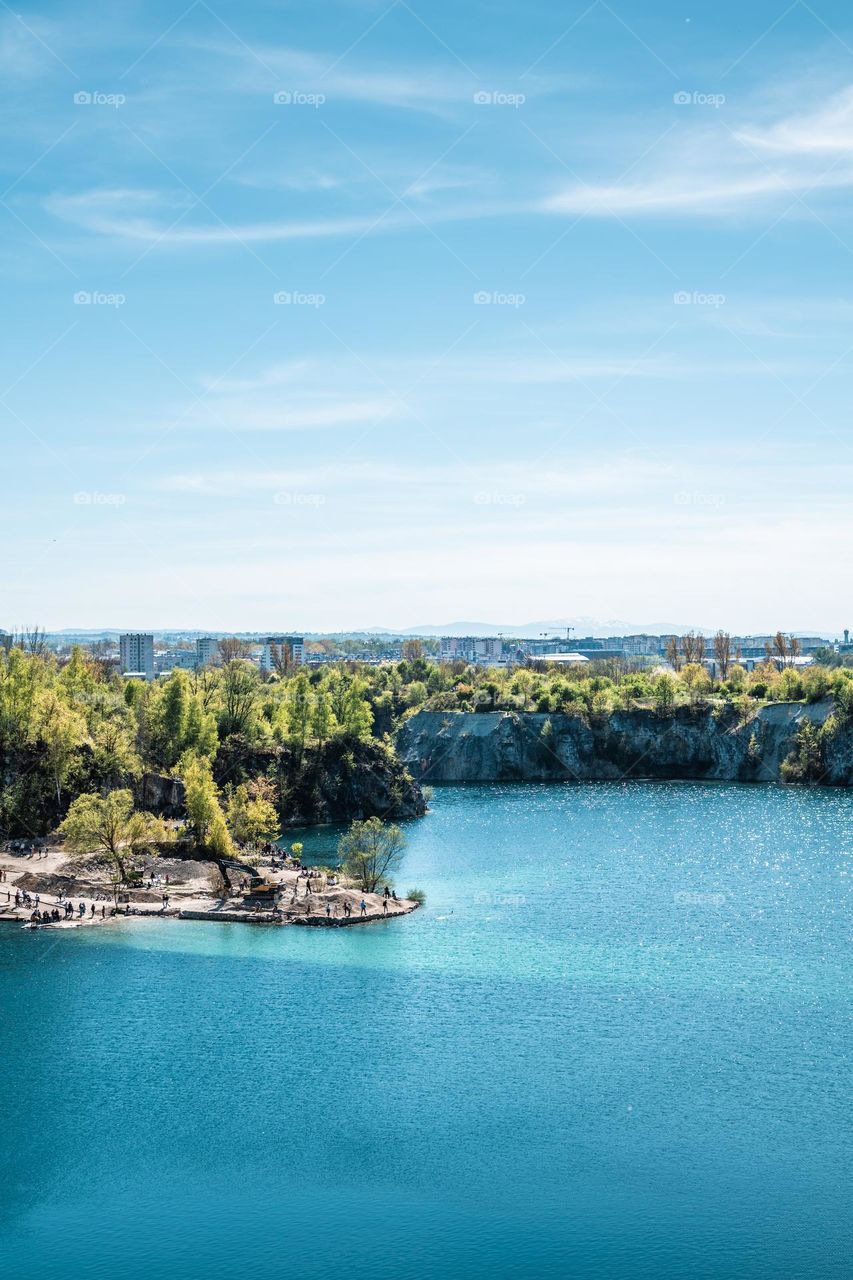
[
  {"x1": 316, "y1": 886, "x2": 400, "y2": 920},
  {"x1": 10, "y1": 886, "x2": 129, "y2": 925},
  {"x1": 25, "y1": 898, "x2": 113, "y2": 924},
  {"x1": 1, "y1": 842, "x2": 50, "y2": 859}
]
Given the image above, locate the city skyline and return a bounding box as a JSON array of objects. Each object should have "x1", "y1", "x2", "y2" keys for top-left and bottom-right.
[{"x1": 2, "y1": 1, "x2": 853, "y2": 629}]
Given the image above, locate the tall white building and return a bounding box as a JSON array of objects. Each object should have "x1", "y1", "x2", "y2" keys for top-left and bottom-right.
[
  {"x1": 119, "y1": 633, "x2": 154, "y2": 679},
  {"x1": 260, "y1": 635, "x2": 304, "y2": 672},
  {"x1": 195, "y1": 637, "x2": 220, "y2": 668}
]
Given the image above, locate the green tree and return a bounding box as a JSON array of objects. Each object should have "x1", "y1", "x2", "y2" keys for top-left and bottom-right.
[
  {"x1": 88, "y1": 702, "x2": 141, "y2": 785},
  {"x1": 183, "y1": 695, "x2": 219, "y2": 759},
  {"x1": 653, "y1": 672, "x2": 677, "y2": 715},
  {"x1": 157, "y1": 670, "x2": 191, "y2": 766},
  {"x1": 681, "y1": 663, "x2": 712, "y2": 706},
  {"x1": 712, "y1": 631, "x2": 734, "y2": 681},
  {"x1": 34, "y1": 688, "x2": 88, "y2": 805},
  {"x1": 0, "y1": 646, "x2": 45, "y2": 744},
  {"x1": 181, "y1": 755, "x2": 233, "y2": 855},
  {"x1": 780, "y1": 720, "x2": 825, "y2": 783},
  {"x1": 482, "y1": 680, "x2": 500, "y2": 710},
  {"x1": 287, "y1": 671, "x2": 314, "y2": 760},
  {"x1": 226, "y1": 780, "x2": 281, "y2": 845},
  {"x1": 339, "y1": 679, "x2": 373, "y2": 739},
  {"x1": 218, "y1": 660, "x2": 259, "y2": 738},
  {"x1": 511, "y1": 670, "x2": 534, "y2": 710},
  {"x1": 311, "y1": 690, "x2": 334, "y2": 749},
  {"x1": 59, "y1": 789, "x2": 170, "y2": 901},
  {"x1": 337, "y1": 816, "x2": 406, "y2": 892}
]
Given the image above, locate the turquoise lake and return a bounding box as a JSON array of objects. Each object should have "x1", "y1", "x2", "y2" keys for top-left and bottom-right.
[{"x1": 1, "y1": 782, "x2": 850, "y2": 1279}]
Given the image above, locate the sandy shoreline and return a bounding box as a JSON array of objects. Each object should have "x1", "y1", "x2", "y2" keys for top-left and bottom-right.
[{"x1": 0, "y1": 844, "x2": 417, "y2": 932}]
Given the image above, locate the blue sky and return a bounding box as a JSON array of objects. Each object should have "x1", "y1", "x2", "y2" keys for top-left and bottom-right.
[{"x1": 2, "y1": 0, "x2": 852, "y2": 633}]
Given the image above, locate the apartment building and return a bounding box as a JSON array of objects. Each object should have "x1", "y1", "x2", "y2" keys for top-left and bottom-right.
[
  {"x1": 119, "y1": 633, "x2": 154, "y2": 679},
  {"x1": 260, "y1": 635, "x2": 305, "y2": 672},
  {"x1": 195, "y1": 637, "x2": 220, "y2": 668}
]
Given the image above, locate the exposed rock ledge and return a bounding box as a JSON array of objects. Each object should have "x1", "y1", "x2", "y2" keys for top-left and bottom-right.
[{"x1": 396, "y1": 701, "x2": 853, "y2": 786}]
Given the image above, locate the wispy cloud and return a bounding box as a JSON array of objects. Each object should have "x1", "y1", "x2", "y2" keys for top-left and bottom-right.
[
  {"x1": 194, "y1": 37, "x2": 579, "y2": 117},
  {"x1": 738, "y1": 85, "x2": 853, "y2": 154},
  {"x1": 47, "y1": 87, "x2": 853, "y2": 249},
  {"x1": 544, "y1": 85, "x2": 853, "y2": 218},
  {"x1": 44, "y1": 186, "x2": 426, "y2": 243},
  {"x1": 185, "y1": 397, "x2": 397, "y2": 432}
]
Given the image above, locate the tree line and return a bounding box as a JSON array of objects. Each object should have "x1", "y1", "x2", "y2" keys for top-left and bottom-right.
[{"x1": 2, "y1": 640, "x2": 852, "y2": 851}]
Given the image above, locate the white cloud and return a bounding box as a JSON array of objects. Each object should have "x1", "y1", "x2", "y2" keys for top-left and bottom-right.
[
  {"x1": 543, "y1": 171, "x2": 793, "y2": 216},
  {"x1": 199, "y1": 362, "x2": 313, "y2": 395},
  {"x1": 194, "y1": 38, "x2": 577, "y2": 117},
  {"x1": 738, "y1": 86, "x2": 853, "y2": 154},
  {"x1": 544, "y1": 85, "x2": 853, "y2": 218},
  {"x1": 186, "y1": 397, "x2": 396, "y2": 431},
  {"x1": 45, "y1": 186, "x2": 425, "y2": 243},
  {"x1": 154, "y1": 455, "x2": 677, "y2": 501},
  {"x1": 0, "y1": 14, "x2": 69, "y2": 78}
]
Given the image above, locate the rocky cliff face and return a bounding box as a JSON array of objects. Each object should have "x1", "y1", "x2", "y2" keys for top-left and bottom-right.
[
  {"x1": 136, "y1": 772, "x2": 186, "y2": 817},
  {"x1": 397, "y1": 701, "x2": 852, "y2": 786},
  {"x1": 214, "y1": 736, "x2": 427, "y2": 826}
]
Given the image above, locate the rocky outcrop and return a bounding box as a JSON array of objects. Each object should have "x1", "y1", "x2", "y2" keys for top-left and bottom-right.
[
  {"x1": 214, "y1": 736, "x2": 427, "y2": 825},
  {"x1": 397, "y1": 701, "x2": 852, "y2": 785},
  {"x1": 136, "y1": 772, "x2": 185, "y2": 817}
]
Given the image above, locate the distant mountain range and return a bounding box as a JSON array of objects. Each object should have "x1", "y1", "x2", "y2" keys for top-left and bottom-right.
[
  {"x1": 37, "y1": 619, "x2": 839, "y2": 641},
  {"x1": 397, "y1": 619, "x2": 712, "y2": 639}
]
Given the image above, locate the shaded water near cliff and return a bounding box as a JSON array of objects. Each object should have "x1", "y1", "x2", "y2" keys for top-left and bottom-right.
[{"x1": 1, "y1": 782, "x2": 850, "y2": 1279}]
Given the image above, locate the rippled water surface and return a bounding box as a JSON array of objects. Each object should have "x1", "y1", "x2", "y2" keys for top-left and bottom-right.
[{"x1": 1, "y1": 783, "x2": 850, "y2": 1279}]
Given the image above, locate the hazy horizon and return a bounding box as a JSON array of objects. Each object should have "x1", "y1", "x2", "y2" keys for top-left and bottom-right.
[{"x1": 6, "y1": 616, "x2": 845, "y2": 639}]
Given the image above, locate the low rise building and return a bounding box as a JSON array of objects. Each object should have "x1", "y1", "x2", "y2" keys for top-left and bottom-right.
[
  {"x1": 440, "y1": 636, "x2": 507, "y2": 665},
  {"x1": 538, "y1": 652, "x2": 590, "y2": 666},
  {"x1": 155, "y1": 649, "x2": 196, "y2": 674}
]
